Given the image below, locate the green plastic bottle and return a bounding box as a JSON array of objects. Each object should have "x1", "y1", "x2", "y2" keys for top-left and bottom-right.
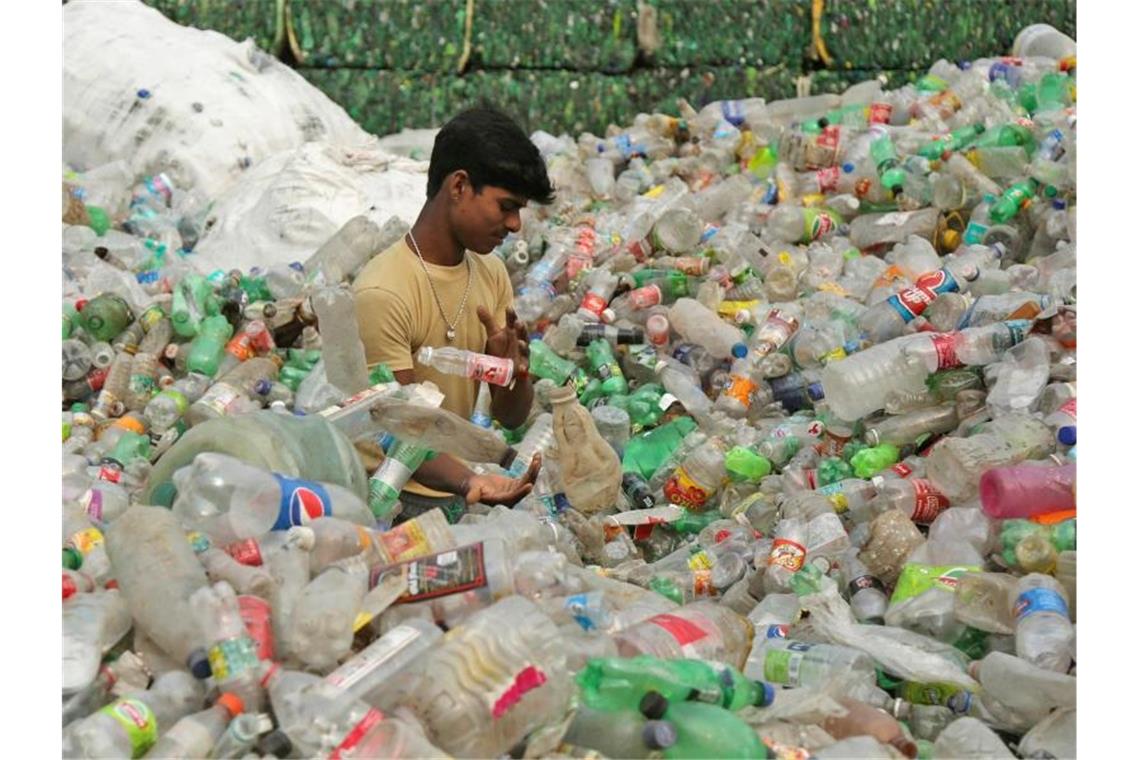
[
  {"x1": 669, "y1": 510, "x2": 720, "y2": 536},
  {"x1": 641, "y1": 694, "x2": 769, "y2": 759},
  {"x1": 86, "y1": 205, "x2": 111, "y2": 236},
  {"x1": 989, "y1": 178, "x2": 1039, "y2": 223},
  {"x1": 528, "y1": 339, "x2": 578, "y2": 385},
  {"x1": 608, "y1": 383, "x2": 666, "y2": 429},
  {"x1": 917, "y1": 123, "x2": 986, "y2": 160},
  {"x1": 850, "y1": 444, "x2": 900, "y2": 478},
  {"x1": 577, "y1": 657, "x2": 774, "y2": 713},
  {"x1": 586, "y1": 339, "x2": 629, "y2": 396},
  {"x1": 622, "y1": 416, "x2": 698, "y2": 479},
  {"x1": 870, "y1": 133, "x2": 907, "y2": 195},
  {"x1": 185, "y1": 315, "x2": 234, "y2": 377},
  {"x1": 725, "y1": 446, "x2": 772, "y2": 483},
  {"x1": 80, "y1": 294, "x2": 135, "y2": 343},
  {"x1": 171, "y1": 274, "x2": 218, "y2": 338}
]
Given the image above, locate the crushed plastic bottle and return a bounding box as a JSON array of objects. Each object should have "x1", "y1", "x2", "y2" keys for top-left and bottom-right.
[{"x1": 61, "y1": 28, "x2": 1077, "y2": 757}]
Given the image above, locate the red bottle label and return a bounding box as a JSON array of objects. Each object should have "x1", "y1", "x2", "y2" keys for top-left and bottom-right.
[
  {"x1": 910, "y1": 479, "x2": 951, "y2": 524},
  {"x1": 580, "y1": 292, "x2": 609, "y2": 319},
  {"x1": 931, "y1": 333, "x2": 960, "y2": 369},
  {"x1": 225, "y1": 539, "x2": 263, "y2": 567},
  {"x1": 869, "y1": 102, "x2": 893, "y2": 124},
  {"x1": 238, "y1": 595, "x2": 274, "y2": 660},
  {"x1": 817, "y1": 165, "x2": 841, "y2": 193},
  {"x1": 768, "y1": 538, "x2": 807, "y2": 572}
]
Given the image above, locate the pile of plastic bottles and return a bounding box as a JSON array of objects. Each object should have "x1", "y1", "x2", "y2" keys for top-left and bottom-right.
[{"x1": 62, "y1": 27, "x2": 1076, "y2": 760}]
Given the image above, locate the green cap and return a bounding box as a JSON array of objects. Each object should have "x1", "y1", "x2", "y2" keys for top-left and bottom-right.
[
  {"x1": 725, "y1": 447, "x2": 772, "y2": 483},
  {"x1": 86, "y1": 206, "x2": 111, "y2": 236},
  {"x1": 63, "y1": 547, "x2": 82, "y2": 570}
]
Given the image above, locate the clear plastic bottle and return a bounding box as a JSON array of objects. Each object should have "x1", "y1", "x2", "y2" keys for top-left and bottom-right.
[
  {"x1": 744, "y1": 637, "x2": 877, "y2": 689},
  {"x1": 926, "y1": 413, "x2": 1056, "y2": 502},
  {"x1": 62, "y1": 588, "x2": 132, "y2": 695},
  {"x1": 614, "y1": 601, "x2": 752, "y2": 670},
  {"x1": 821, "y1": 335, "x2": 929, "y2": 421},
  {"x1": 662, "y1": 439, "x2": 727, "y2": 512},
  {"x1": 839, "y1": 549, "x2": 889, "y2": 624},
  {"x1": 289, "y1": 553, "x2": 371, "y2": 671},
  {"x1": 1013, "y1": 573, "x2": 1074, "y2": 673},
  {"x1": 145, "y1": 693, "x2": 244, "y2": 760},
  {"x1": 61, "y1": 671, "x2": 205, "y2": 759},
  {"x1": 324, "y1": 617, "x2": 443, "y2": 709},
  {"x1": 188, "y1": 581, "x2": 264, "y2": 708},
  {"x1": 144, "y1": 372, "x2": 212, "y2": 434},
  {"x1": 312, "y1": 285, "x2": 371, "y2": 395},
  {"x1": 668, "y1": 298, "x2": 746, "y2": 360},
  {"x1": 407, "y1": 595, "x2": 572, "y2": 757},
  {"x1": 550, "y1": 384, "x2": 622, "y2": 513},
  {"x1": 185, "y1": 357, "x2": 279, "y2": 427},
  {"x1": 209, "y1": 712, "x2": 273, "y2": 759},
  {"x1": 417, "y1": 345, "x2": 515, "y2": 387}
]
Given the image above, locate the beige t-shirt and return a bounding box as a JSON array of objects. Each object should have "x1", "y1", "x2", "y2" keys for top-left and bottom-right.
[{"x1": 352, "y1": 238, "x2": 514, "y2": 493}]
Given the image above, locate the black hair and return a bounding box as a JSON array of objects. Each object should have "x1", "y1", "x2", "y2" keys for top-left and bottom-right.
[{"x1": 426, "y1": 103, "x2": 555, "y2": 204}]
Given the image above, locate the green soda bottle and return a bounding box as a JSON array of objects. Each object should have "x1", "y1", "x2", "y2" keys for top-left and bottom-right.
[
  {"x1": 171, "y1": 274, "x2": 218, "y2": 338},
  {"x1": 725, "y1": 446, "x2": 772, "y2": 483},
  {"x1": 622, "y1": 416, "x2": 698, "y2": 480},
  {"x1": 640, "y1": 694, "x2": 769, "y2": 760},
  {"x1": 64, "y1": 302, "x2": 79, "y2": 339},
  {"x1": 239, "y1": 274, "x2": 274, "y2": 303},
  {"x1": 609, "y1": 383, "x2": 666, "y2": 429},
  {"x1": 578, "y1": 657, "x2": 775, "y2": 713},
  {"x1": 586, "y1": 339, "x2": 629, "y2": 396},
  {"x1": 974, "y1": 124, "x2": 1035, "y2": 151},
  {"x1": 185, "y1": 315, "x2": 234, "y2": 377},
  {"x1": 918, "y1": 123, "x2": 986, "y2": 160},
  {"x1": 368, "y1": 436, "x2": 432, "y2": 524},
  {"x1": 850, "y1": 444, "x2": 900, "y2": 478},
  {"x1": 669, "y1": 510, "x2": 720, "y2": 535},
  {"x1": 870, "y1": 133, "x2": 907, "y2": 195},
  {"x1": 989, "y1": 178, "x2": 1039, "y2": 223},
  {"x1": 80, "y1": 294, "x2": 134, "y2": 343},
  {"x1": 106, "y1": 430, "x2": 151, "y2": 467},
  {"x1": 528, "y1": 340, "x2": 577, "y2": 384}
]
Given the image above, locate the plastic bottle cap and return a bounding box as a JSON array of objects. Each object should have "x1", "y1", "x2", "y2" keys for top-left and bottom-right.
[
  {"x1": 258, "y1": 730, "x2": 294, "y2": 758},
  {"x1": 137, "y1": 88, "x2": 151, "y2": 99},
  {"x1": 254, "y1": 379, "x2": 272, "y2": 396},
  {"x1": 642, "y1": 720, "x2": 678, "y2": 750},
  {"x1": 807, "y1": 383, "x2": 825, "y2": 401},
  {"x1": 186, "y1": 649, "x2": 212, "y2": 680},
  {"x1": 842, "y1": 162, "x2": 855, "y2": 173},
  {"x1": 1044, "y1": 185, "x2": 1058, "y2": 198},
  {"x1": 731, "y1": 343, "x2": 749, "y2": 358},
  {"x1": 63, "y1": 547, "x2": 82, "y2": 571},
  {"x1": 1057, "y1": 426, "x2": 1076, "y2": 446},
  {"x1": 601, "y1": 308, "x2": 616, "y2": 323},
  {"x1": 1052, "y1": 198, "x2": 1067, "y2": 210},
  {"x1": 752, "y1": 681, "x2": 777, "y2": 707},
  {"x1": 941, "y1": 228, "x2": 961, "y2": 251},
  {"x1": 217, "y1": 692, "x2": 244, "y2": 716},
  {"x1": 639, "y1": 690, "x2": 669, "y2": 720}
]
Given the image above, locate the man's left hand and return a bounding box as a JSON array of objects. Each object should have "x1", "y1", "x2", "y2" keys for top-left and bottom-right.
[
  {"x1": 478, "y1": 305, "x2": 529, "y2": 381},
  {"x1": 462, "y1": 453, "x2": 541, "y2": 507}
]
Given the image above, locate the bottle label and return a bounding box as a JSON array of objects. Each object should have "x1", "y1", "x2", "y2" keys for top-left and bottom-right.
[
  {"x1": 466, "y1": 354, "x2": 514, "y2": 387},
  {"x1": 225, "y1": 539, "x2": 263, "y2": 567},
  {"x1": 328, "y1": 708, "x2": 385, "y2": 760},
  {"x1": 848, "y1": 573, "x2": 886, "y2": 597},
  {"x1": 900, "y1": 681, "x2": 975, "y2": 714},
  {"x1": 803, "y1": 208, "x2": 838, "y2": 242},
  {"x1": 270, "y1": 474, "x2": 333, "y2": 530},
  {"x1": 910, "y1": 479, "x2": 951, "y2": 523},
  {"x1": 198, "y1": 383, "x2": 243, "y2": 418},
  {"x1": 869, "y1": 102, "x2": 893, "y2": 124},
  {"x1": 327, "y1": 625, "x2": 420, "y2": 692},
  {"x1": 930, "y1": 333, "x2": 960, "y2": 369},
  {"x1": 891, "y1": 564, "x2": 979, "y2": 603},
  {"x1": 224, "y1": 335, "x2": 256, "y2": 362},
  {"x1": 1014, "y1": 588, "x2": 1069, "y2": 620},
  {"x1": 687, "y1": 549, "x2": 714, "y2": 571},
  {"x1": 816, "y1": 165, "x2": 841, "y2": 193},
  {"x1": 82, "y1": 489, "x2": 104, "y2": 522},
  {"x1": 963, "y1": 221, "x2": 989, "y2": 245},
  {"x1": 580, "y1": 292, "x2": 609, "y2": 319},
  {"x1": 890, "y1": 462, "x2": 914, "y2": 478},
  {"x1": 238, "y1": 595, "x2": 275, "y2": 661},
  {"x1": 646, "y1": 612, "x2": 714, "y2": 658},
  {"x1": 374, "y1": 542, "x2": 489, "y2": 602},
  {"x1": 692, "y1": 568, "x2": 714, "y2": 597},
  {"x1": 1059, "y1": 398, "x2": 1076, "y2": 418},
  {"x1": 672, "y1": 256, "x2": 708, "y2": 276},
  {"x1": 871, "y1": 264, "x2": 907, "y2": 292},
  {"x1": 379, "y1": 519, "x2": 433, "y2": 564},
  {"x1": 663, "y1": 466, "x2": 713, "y2": 510},
  {"x1": 100, "y1": 698, "x2": 157, "y2": 758},
  {"x1": 886, "y1": 268, "x2": 960, "y2": 323},
  {"x1": 768, "y1": 538, "x2": 807, "y2": 572},
  {"x1": 128, "y1": 373, "x2": 156, "y2": 397},
  {"x1": 721, "y1": 374, "x2": 757, "y2": 409},
  {"x1": 658, "y1": 393, "x2": 679, "y2": 412},
  {"x1": 207, "y1": 636, "x2": 260, "y2": 681},
  {"x1": 630, "y1": 284, "x2": 663, "y2": 310},
  {"x1": 490, "y1": 664, "x2": 549, "y2": 720},
  {"x1": 156, "y1": 389, "x2": 189, "y2": 416},
  {"x1": 68, "y1": 527, "x2": 104, "y2": 557},
  {"x1": 763, "y1": 647, "x2": 807, "y2": 686}
]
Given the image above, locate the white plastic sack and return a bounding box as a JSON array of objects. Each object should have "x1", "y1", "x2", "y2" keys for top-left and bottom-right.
[
  {"x1": 64, "y1": 0, "x2": 370, "y2": 200},
  {"x1": 189, "y1": 142, "x2": 427, "y2": 273}
]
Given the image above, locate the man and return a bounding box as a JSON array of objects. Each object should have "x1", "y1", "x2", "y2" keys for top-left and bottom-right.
[{"x1": 353, "y1": 104, "x2": 554, "y2": 516}]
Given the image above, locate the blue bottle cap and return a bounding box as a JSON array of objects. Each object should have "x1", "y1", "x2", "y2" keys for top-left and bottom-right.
[
  {"x1": 842, "y1": 162, "x2": 855, "y2": 173},
  {"x1": 643, "y1": 721, "x2": 678, "y2": 751},
  {"x1": 808, "y1": 382, "x2": 825, "y2": 401},
  {"x1": 137, "y1": 88, "x2": 151, "y2": 99},
  {"x1": 1057, "y1": 426, "x2": 1076, "y2": 446},
  {"x1": 755, "y1": 681, "x2": 777, "y2": 707},
  {"x1": 731, "y1": 343, "x2": 749, "y2": 359},
  {"x1": 186, "y1": 649, "x2": 212, "y2": 680},
  {"x1": 254, "y1": 379, "x2": 272, "y2": 396},
  {"x1": 1052, "y1": 198, "x2": 1067, "y2": 210}
]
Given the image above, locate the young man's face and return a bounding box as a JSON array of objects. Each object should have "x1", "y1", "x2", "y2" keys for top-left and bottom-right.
[{"x1": 450, "y1": 177, "x2": 526, "y2": 254}]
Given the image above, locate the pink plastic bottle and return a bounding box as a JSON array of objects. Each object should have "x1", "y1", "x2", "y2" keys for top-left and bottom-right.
[{"x1": 978, "y1": 461, "x2": 1076, "y2": 519}]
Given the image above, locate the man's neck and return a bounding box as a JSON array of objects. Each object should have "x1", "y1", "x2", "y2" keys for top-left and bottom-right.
[{"x1": 409, "y1": 204, "x2": 465, "y2": 267}]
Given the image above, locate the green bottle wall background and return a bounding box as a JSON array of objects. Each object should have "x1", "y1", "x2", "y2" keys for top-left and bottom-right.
[{"x1": 141, "y1": 0, "x2": 1075, "y2": 138}]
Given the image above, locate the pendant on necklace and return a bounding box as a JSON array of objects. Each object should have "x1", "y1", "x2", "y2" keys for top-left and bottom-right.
[{"x1": 446, "y1": 327, "x2": 456, "y2": 342}]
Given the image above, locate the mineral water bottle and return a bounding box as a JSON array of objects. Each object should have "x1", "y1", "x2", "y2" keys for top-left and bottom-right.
[
  {"x1": 614, "y1": 601, "x2": 752, "y2": 670},
  {"x1": 304, "y1": 214, "x2": 406, "y2": 286},
  {"x1": 145, "y1": 693, "x2": 244, "y2": 760},
  {"x1": 839, "y1": 549, "x2": 889, "y2": 624},
  {"x1": 820, "y1": 335, "x2": 929, "y2": 421},
  {"x1": 185, "y1": 357, "x2": 279, "y2": 427},
  {"x1": 324, "y1": 618, "x2": 443, "y2": 709},
  {"x1": 312, "y1": 285, "x2": 371, "y2": 395},
  {"x1": 1013, "y1": 573, "x2": 1074, "y2": 673},
  {"x1": 289, "y1": 554, "x2": 371, "y2": 671},
  {"x1": 668, "y1": 298, "x2": 745, "y2": 360},
  {"x1": 743, "y1": 637, "x2": 876, "y2": 689},
  {"x1": 968, "y1": 650, "x2": 1076, "y2": 727},
  {"x1": 926, "y1": 413, "x2": 1055, "y2": 502},
  {"x1": 188, "y1": 581, "x2": 264, "y2": 707},
  {"x1": 63, "y1": 588, "x2": 132, "y2": 695},
  {"x1": 577, "y1": 268, "x2": 620, "y2": 321},
  {"x1": 417, "y1": 345, "x2": 515, "y2": 387},
  {"x1": 407, "y1": 596, "x2": 573, "y2": 757},
  {"x1": 61, "y1": 671, "x2": 205, "y2": 759},
  {"x1": 104, "y1": 506, "x2": 211, "y2": 665},
  {"x1": 145, "y1": 372, "x2": 212, "y2": 434}
]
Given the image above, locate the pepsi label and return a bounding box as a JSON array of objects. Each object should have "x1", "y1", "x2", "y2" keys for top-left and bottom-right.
[{"x1": 271, "y1": 474, "x2": 333, "y2": 530}]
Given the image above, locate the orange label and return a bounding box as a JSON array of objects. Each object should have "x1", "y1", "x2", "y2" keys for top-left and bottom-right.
[
  {"x1": 871, "y1": 264, "x2": 907, "y2": 291},
  {"x1": 768, "y1": 538, "x2": 806, "y2": 572},
  {"x1": 722, "y1": 374, "x2": 757, "y2": 408},
  {"x1": 664, "y1": 466, "x2": 713, "y2": 510}
]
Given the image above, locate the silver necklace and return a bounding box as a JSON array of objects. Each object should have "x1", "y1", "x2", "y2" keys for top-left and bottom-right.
[{"x1": 407, "y1": 231, "x2": 472, "y2": 342}]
